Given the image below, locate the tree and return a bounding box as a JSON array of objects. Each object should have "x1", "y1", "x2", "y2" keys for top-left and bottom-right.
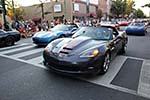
[
  {"x1": 135, "y1": 9, "x2": 145, "y2": 18},
  {"x1": 110, "y1": 0, "x2": 127, "y2": 17},
  {"x1": 142, "y1": 3, "x2": 150, "y2": 8},
  {"x1": 6, "y1": 0, "x2": 25, "y2": 20},
  {"x1": 125, "y1": 0, "x2": 135, "y2": 16}
]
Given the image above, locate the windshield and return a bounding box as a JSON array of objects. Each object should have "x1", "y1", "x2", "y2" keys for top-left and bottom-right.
[
  {"x1": 51, "y1": 25, "x2": 70, "y2": 31},
  {"x1": 72, "y1": 27, "x2": 113, "y2": 40}
]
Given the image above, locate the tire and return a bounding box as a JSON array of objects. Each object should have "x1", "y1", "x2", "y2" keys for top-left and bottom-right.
[
  {"x1": 100, "y1": 53, "x2": 110, "y2": 74},
  {"x1": 96, "y1": 53, "x2": 110, "y2": 75},
  {"x1": 120, "y1": 43, "x2": 126, "y2": 54},
  {"x1": 5, "y1": 36, "x2": 15, "y2": 46}
]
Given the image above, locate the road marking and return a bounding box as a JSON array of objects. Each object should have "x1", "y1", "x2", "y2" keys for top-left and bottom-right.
[
  {"x1": 0, "y1": 45, "x2": 34, "y2": 55},
  {"x1": 0, "y1": 43, "x2": 30, "y2": 51},
  {"x1": 0, "y1": 54, "x2": 47, "y2": 69},
  {"x1": 0, "y1": 43, "x2": 149, "y2": 99},
  {"x1": 81, "y1": 56, "x2": 127, "y2": 85},
  {"x1": 122, "y1": 55, "x2": 146, "y2": 61},
  {"x1": 28, "y1": 56, "x2": 43, "y2": 65},
  {"x1": 138, "y1": 59, "x2": 150, "y2": 98},
  {"x1": 0, "y1": 43, "x2": 45, "y2": 68},
  {"x1": 11, "y1": 48, "x2": 43, "y2": 58}
]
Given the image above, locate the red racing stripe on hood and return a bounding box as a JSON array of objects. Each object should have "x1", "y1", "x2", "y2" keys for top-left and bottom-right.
[{"x1": 64, "y1": 37, "x2": 90, "y2": 49}]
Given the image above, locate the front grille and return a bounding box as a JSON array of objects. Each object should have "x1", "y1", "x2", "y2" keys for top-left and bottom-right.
[{"x1": 48, "y1": 58, "x2": 82, "y2": 71}]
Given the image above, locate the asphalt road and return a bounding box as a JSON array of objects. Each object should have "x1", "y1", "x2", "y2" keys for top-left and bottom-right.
[
  {"x1": 0, "y1": 26, "x2": 150, "y2": 100},
  {"x1": 0, "y1": 56, "x2": 148, "y2": 100}
]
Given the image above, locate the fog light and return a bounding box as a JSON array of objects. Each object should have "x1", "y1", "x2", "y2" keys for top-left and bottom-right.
[
  {"x1": 88, "y1": 67, "x2": 94, "y2": 70},
  {"x1": 72, "y1": 62, "x2": 77, "y2": 64}
]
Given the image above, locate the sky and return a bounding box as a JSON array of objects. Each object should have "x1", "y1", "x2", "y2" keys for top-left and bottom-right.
[{"x1": 14, "y1": 0, "x2": 150, "y2": 16}]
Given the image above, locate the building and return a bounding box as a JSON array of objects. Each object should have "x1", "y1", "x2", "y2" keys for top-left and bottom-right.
[
  {"x1": 98, "y1": 0, "x2": 112, "y2": 19},
  {"x1": 22, "y1": 0, "x2": 98, "y2": 22}
]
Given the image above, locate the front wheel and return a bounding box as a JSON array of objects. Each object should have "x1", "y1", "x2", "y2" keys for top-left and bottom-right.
[
  {"x1": 119, "y1": 44, "x2": 126, "y2": 54},
  {"x1": 101, "y1": 53, "x2": 110, "y2": 74},
  {"x1": 96, "y1": 53, "x2": 110, "y2": 75},
  {"x1": 5, "y1": 36, "x2": 15, "y2": 46}
]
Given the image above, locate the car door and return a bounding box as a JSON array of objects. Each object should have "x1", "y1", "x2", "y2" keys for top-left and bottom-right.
[{"x1": 109, "y1": 30, "x2": 122, "y2": 58}]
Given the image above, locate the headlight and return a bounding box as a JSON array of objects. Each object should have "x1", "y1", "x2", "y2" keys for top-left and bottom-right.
[{"x1": 80, "y1": 49, "x2": 99, "y2": 58}]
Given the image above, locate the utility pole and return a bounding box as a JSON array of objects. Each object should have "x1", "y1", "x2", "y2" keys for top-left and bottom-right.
[
  {"x1": 86, "y1": 0, "x2": 90, "y2": 25},
  {"x1": 1, "y1": 0, "x2": 7, "y2": 28},
  {"x1": 12, "y1": 0, "x2": 17, "y2": 22},
  {"x1": 39, "y1": 0, "x2": 45, "y2": 19},
  {"x1": 64, "y1": 0, "x2": 66, "y2": 19},
  {"x1": 41, "y1": 3, "x2": 44, "y2": 19}
]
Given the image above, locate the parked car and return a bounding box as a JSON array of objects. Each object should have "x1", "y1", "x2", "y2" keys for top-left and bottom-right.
[
  {"x1": 125, "y1": 22, "x2": 147, "y2": 35},
  {"x1": 43, "y1": 26, "x2": 128, "y2": 76},
  {"x1": 0, "y1": 29, "x2": 20, "y2": 46},
  {"x1": 118, "y1": 21, "x2": 129, "y2": 26},
  {"x1": 100, "y1": 21, "x2": 120, "y2": 29},
  {"x1": 32, "y1": 24, "x2": 78, "y2": 46}
]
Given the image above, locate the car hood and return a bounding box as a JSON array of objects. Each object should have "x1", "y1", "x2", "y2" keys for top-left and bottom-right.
[
  {"x1": 50, "y1": 37, "x2": 108, "y2": 57},
  {"x1": 33, "y1": 30, "x2": 63, "y2": 38}
]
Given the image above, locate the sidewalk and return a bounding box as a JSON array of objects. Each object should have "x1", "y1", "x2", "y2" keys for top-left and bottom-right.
[{"x1": 138, "y1": 59, "x2": 150, "y2": 98}]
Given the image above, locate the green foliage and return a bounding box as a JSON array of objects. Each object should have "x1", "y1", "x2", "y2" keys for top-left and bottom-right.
[
  {"x1": 125, "y1": 0, "x2": 135, "y2": 15},
  {"x1": 1, "y1": 0, "x2": 25, "y2": 20},
  {"x1": 142, "y1": 3, "x2": 150, "y2": 8},
  {"x1": 111, "y1": 0, "x2": 127, "y2": 17},
  {"x1": 135, "y1": 9, "x2": 145, "y2": 18}
]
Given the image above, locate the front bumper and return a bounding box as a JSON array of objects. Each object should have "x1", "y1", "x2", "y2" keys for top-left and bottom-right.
[
  {"x1": 43, "y1": 51, "x2": 104, "y2": 75},
  {"x1": 32, "y1": 37, "x2": 53, "y2": 46}
]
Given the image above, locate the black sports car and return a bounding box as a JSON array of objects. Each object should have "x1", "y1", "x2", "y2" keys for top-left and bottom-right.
[
  {"x1": 0, "y1": 29, "x2": 20, "y2": 46},
  {"x1": 43, "y1": 26, "x2": 128, "y2": 75}
]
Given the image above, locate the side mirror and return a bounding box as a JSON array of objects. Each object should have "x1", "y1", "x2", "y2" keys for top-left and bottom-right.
[{"x1": 113, "y1": 32, "x2": 118, "y2": 37}]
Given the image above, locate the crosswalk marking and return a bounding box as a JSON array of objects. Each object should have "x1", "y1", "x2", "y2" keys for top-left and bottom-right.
[
  {"x1": 0, "y1": 43, "x2": 46, "y2": 69},
  {"x1": 11, "y1": 48, "x2": 43, "y2": 58},
  {"x1": 28, "y1": 56, "x2": 43, "y2": 65},
  {"x1": 0, "y1": 45, "x2": 34, "y2": 54},
  {"x1": 0, "y1": 43, "x2": 44, "y2": 67},
  {"x1": 0, "y1": 43, "x2": 31, "y2": 51}
]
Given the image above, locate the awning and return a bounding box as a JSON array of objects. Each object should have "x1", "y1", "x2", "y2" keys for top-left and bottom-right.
[
  {"x1": 90, "y1": 13, "x2": 97, "y2": 18},
  {"x1": 32, "y1": 18, "x2": 41, "y2": 21}
]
